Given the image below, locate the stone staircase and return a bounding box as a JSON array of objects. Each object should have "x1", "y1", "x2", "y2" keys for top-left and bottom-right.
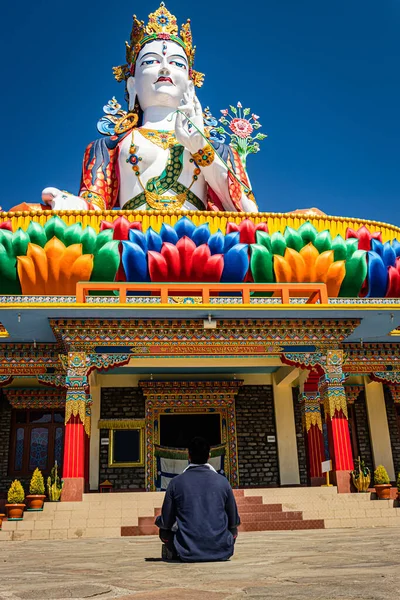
[{"x1": 0, "y1": 487, "x2": 399, "y2": 541}]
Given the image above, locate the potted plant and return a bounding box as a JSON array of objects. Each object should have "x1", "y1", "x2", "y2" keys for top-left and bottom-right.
[
  {"x1": 5, "y1": 480, "x2": 25, "y2": 520},
  {"x1": 26, "y1": 468, "x2": 46, "y2": 511},
  {"x1": 397, "y1": 472, "x2": 400, "y2": 501},
  {"x1": 373, "y1": 465, "x2": 392, "y2": 499},
  {"x1": 47, "y1": 462, "x2": 63, "y2": 502},
  {"x1": 351, "y1": 456, "x2": 371, "y2": 492},
  {"x1": 0, "y1": 513, "x2": 5, "y2": 529}
]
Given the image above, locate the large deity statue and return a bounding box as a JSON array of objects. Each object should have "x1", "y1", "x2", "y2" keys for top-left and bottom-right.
[{"x1": 43, "y1": 3, "x2": 260, "y2": 213}]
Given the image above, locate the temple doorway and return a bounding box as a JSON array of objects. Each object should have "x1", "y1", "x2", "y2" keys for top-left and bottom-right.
[{"x1": 160, "y1": 413, "x2": 221, "y2": 448}]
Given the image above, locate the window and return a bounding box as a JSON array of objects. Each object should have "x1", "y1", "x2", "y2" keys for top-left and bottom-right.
[
  {"x1": 9, "y1": 409, "x2": 65, "y2": 476},
  {"x1": 98, "y1": 419, "x2": 144, "y2": 467}
]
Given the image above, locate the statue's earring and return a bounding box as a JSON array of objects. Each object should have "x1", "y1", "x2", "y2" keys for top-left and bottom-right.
[{"x1": 114, "y1": 76, "x2": 139, "y2": 133}]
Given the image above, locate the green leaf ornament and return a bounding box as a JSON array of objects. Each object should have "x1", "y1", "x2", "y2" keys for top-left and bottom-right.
[
  {"x1": 255, "y1": 230, "x2": 272, "y2": 252},
  {"x1": 270, "y1": 232, "x2": 287, "y2": 256},
  {"x1": 12, "y1": 228, "x2": 30, "y2": 257},
  {"x1": 284, "y1": 227, "x2": 304, "y2": 252},
  {"x1": 243, "y1": 108, "x2": 250, "y2": 116},
  {"x1": 230, "y1": 105, "x2": 237, "y2": 115},
  {"x1": 314, "y1": 230, "x2": 332, "y2": 253},
  {"x1": 0, "y1": 229, "x2": 14, "y2": 257},
  {"x1": 90, "y1": 241, "x2": 120, "y2": 282},
  {"x1": 95, "y1": 229, "x2": 114, "y2": 252},
  {"x1": 345, "y1": 238, "x2": 359, "y2": 259},
  {"x1": 64, "y1": 223, "x2": 82, "y2": 247},
  {"x1": 44, "y1": 216, "x2": 66, "y2": 243},
  {"x1": 80, "y1": 226, "x2": 97, "y2": 254},
  {"x1": 0, "y1": 243, "x2": 20, "y2": 294},
  {"x1": 331, "y1": 235, "x2": 347, "y2": 261},
  {"x1": 250, "y1": 244, "x2": 274, "y2": 283},
  {"x1": 26, "y1": 221, "x2": 47, "y2": 247},
  {"x1": 339, "y1": 250, "x2": 367, "y2": 297},
  {"x1": 298, "y1": 221, "x2": 318, "y2": 245}
]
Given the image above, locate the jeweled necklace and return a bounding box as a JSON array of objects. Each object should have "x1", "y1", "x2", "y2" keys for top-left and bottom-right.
[{"x1": 138, "y1": 128, "x2": 178, "y2": 150}]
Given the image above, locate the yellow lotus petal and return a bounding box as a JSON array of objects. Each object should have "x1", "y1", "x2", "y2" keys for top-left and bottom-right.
[
  {"x1": 326, "y1": 260, "x2": 346, "y2": 297},
  {"x1": 17, "y1": 256, "x2": 36, "y2": 295},
  {"x1": 68, "y1": 254, "x2": 94, "y2": 295},
  {"x1": 44, "y1": 237, "x2": 67, "y2": 295},
  {"x1": 299, "y1": 243, "x2": 318, "y2": 282},
  {"x1": 284, "y1": 248, "x2": 306, "y2": 282},
  {"x1": 59, "y1": 244, "x2": 83, "y2": 291},
  {"x1": 274, "y1": 254, "x2": 292, "y2": 283},
  {"x1": 315, "y1": 250, "x2": 334, "y2": 283},
  {"x1": 26, "y1": 243, "x2": 48, "y2": 294}
]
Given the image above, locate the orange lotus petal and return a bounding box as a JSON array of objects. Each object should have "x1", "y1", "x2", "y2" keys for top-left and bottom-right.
[
  {"x1": 58, "y1": 244, "x2": 83, "y2": 291},
  {"x1": 68, "y1": 255, "x2": 94, "y2": 295},
  {"x1": 284, "y1": 248, "x2": 306, "y2": 282},
  {"x1": 26, "y1": 243, "x2": 48, "y2": 294},
  {"x1": 315, "y1": 250, "x2": 334, "y2": 283},
  {"x1": 17, "y1": 256, "x2": 36, "y2": 295},
  {"x1": 299, "y1": 243, "x2": 319, "y2": 282},
  {"x1": 274, "y1": 254, "x2": 292, "y2": 283},
  {"x1": 44, "y1": 237, "x2": 67, "y2": 295},
  {"x1": 326, "y1": 260, "x2": 346, "y2": 297}
]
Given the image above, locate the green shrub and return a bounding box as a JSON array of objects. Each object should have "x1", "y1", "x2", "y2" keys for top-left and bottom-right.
[
  {"x1": 374, "y1": 465, "x2": 390, "y2": 485},
  {"x1": 7, "y1": 480, "x2": 25, "y2": 504},
  {"x1": 396, "y1": 472, "x2": 400, "y2": 493},
  {"x1": 29, "y1": 468, "x2": 45, "y2": 495}
]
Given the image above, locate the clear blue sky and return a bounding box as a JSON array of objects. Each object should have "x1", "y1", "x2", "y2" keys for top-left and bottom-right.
[{"x1": 2, "y1": 0, "x2": 399, "y2": 222}]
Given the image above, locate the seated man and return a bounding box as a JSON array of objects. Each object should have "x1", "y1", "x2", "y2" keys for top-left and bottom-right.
[{"x1": 155, "y1": 436, "x2": 240, "y2": 562}]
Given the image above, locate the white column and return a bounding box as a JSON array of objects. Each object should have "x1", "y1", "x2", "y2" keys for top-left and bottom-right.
[
  {"x1": 89, "y1": 371, "x2": 101, "y2": 491},
  {"x1": 364, "y1": 378, "x2": 395, "y2": 480},
  {"x1": 273, "y1": 371, "x2": 300, "y2": 485}
]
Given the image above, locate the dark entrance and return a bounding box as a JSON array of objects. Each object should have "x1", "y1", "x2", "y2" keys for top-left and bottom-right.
[{"x1": 160, "y1": 413, "x2": 221, "y2": 448}]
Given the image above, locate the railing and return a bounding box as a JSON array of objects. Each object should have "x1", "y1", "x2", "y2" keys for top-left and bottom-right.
[{"x1": 75, "y1": 282, "x2": 329, "y2": 305}]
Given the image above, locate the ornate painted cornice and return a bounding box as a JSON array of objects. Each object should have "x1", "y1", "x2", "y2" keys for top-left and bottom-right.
[{"x1": 4, "y1": 388, "x2": 65, "y2": 409}]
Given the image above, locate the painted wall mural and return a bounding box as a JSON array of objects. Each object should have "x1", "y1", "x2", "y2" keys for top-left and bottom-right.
[{"x1": 0, "y1": 215, "x2": 400, "y2": 298}]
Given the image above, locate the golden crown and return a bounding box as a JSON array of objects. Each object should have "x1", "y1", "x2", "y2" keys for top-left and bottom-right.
[{"x1": 113, "y1": 2, "x2": 204, "y2": 88}]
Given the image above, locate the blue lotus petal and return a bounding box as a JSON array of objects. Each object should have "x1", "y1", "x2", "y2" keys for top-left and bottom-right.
[
  {"x1": 160, "y1": 223, "x2": 179, "y2": 244},
  {"x1": 146, "y1": 227, "x2": 162, "y2": 252},
  {"x1": 221, "y1": 243, "x2": 249, "y2": 282},
  {"x1": 174, "y1": 216, "x2": 196, "y2": 239},
  {"x1": 392, "y1": 238, "x2": 400, "y2": 258},
  {"x1": 382, "y1": 242, "x2": 396, "y2": 268},
  {"x1": 366, "y1": 251, "x2": 388, "y2": 297},
  {"x1": 371, "y1": 239, "x2": 383, "y2": 257},
  {"x1": 121, "y1": 242, "x2": 148, "y2": 282},
  {"x1": 191, "y1": 223, "x2": 211, "y2": 246},
  {"x1": 128, "y1": 229, "x2": 147, "y2": 252},
  {"x1": 224, "y1": 231, "x2": 240, "y2": 253},
  {"x1": 208, "y1": 231, "x2": 225, "y2": 255}
]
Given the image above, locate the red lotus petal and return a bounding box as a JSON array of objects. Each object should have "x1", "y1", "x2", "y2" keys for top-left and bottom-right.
[
  {"x1": 100, "y1": 220, "x2": 114, "y2": 231},
  {"x1": 226, "y1": 222, "x2": 240, "y2": 234},
  {"x1": 191, "y1": 244, "x2": 211, "y2": 281},
  {"x1": 346, "y1": 225, "x2": 382, "y2": 251},
  {"x1": 255, "y1": 222, "x2": 269, "y2": 234},
  {"x1": 239, "y1": 219, "x2": 256, "y2": 244},
  {"x1": 396, "y1": 257, "x2": 400, "y2": 275},
  {"x1": 203, "y1": 254, "x2": 224, "y2": 282},
  {"x1": 148, "y1": 251, "x2": 168, "y2": 282},
  {"x1": 386, "y1": 266, "x2": 400, "y2": 298},
  {"x1": 371, "y1": 231, "x2": 383, "y2": 242},
  {"x1": 161, "y1": 242, "x2": 180, "y2": 280},
  {"x1": 176, "y1": 236, "x2": 196, "y2": 281},
  {"x1": 0, "y1": 221, "x2": 13, "y2": 231}
]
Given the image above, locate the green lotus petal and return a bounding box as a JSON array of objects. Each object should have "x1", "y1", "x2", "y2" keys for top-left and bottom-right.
[
  {"x1": 314, "y1": 230, "x2": 332, "y2": 253},
  {"x1": 298, "y1": 221, "x2": 318, "y2": 245},
  {"x1": 44, "y1": 216, "x2": 67, "y2": 242},
  {"x1": 0, "y1": 229, "x2": 14, "y2": 257},
  {"x1": 331, "y1": 235, "x2": 347, "y2": 261},
  {"x1": 271, "y1": 232, "x2": 287, "y2": 256},
  {"x1": 250, "y1": 244, "x2": 274, "y2": 283},
  {"x1": 81, "y1": 226, "x2": 97, "y2": 254},
  {"x1": 91, "y1": 241, "x2": 120, "y2": 281},
  {"x1": 64, "y1": 223, "x2": 82, "y2": 247},
  {"x1": 255, "y1": 230, "x2": 272, "y2": 252},
  {"x1": 339, "y1": 250, "x2": 367, "y2": 297},
  {"x1": 12, "y1": 228, "x2": 30, "y2": 257},
  {"x1": 0, "y1": 244, "x2": 20, "y2": 294},
  {"x1": 95, "y1": 229, "x2": 114, "y2": 252},
  {"x1": 27, "y1": 222, "x2": 47, "y2": 247},
  {"x1": 284, "y1": 226, "x2": 303, "y2": 252},
  {"x1": 345, "y1": 238, "x2": 359, "y2": 259}
]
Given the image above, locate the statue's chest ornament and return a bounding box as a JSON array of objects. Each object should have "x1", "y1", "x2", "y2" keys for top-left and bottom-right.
[{"x1": 124, "y1": 129, "x2": 203, "y2": 211}]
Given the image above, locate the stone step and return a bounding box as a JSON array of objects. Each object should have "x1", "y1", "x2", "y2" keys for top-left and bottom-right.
[
  {"x1": 235, "y1": 496, "x2": 264, "y2": 505},
  {"x1": 239, "y1": 520, "x2": 325, "y2": 532},
  {"x1": 240, "y1": 511, "x2": 304, "y2": 523},
  {"x1": 237, "y1": 504, "x2": 283, "y2": 514}
]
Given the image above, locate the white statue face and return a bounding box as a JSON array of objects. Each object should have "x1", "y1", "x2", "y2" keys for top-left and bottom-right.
[{"x1": 129, "y1": 39, "x2": 192, "y2": 111}]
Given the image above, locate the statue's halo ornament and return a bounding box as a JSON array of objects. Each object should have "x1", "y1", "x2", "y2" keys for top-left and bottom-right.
[{"x1": 113, "y1": 2, "x2": 205, "y2": 88}]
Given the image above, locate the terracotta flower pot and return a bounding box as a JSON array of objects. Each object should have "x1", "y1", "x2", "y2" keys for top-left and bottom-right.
[
  {"x1": 26, "y1": 495, "x2": 46, "y2": 511},
  {"x1": 5, "y1": 504, "x2": 25, "y2": 520},
  {"x1": 0, "y1": 514, "x2": 5, "y2": 529},
  {"x1": 374, "y1": 484, "x2": 392, "y2": 500}
]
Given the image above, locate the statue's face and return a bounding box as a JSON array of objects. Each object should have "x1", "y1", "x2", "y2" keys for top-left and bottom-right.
[{"x1": 132, "y1": 39, "x2": 192, "y2": 111}]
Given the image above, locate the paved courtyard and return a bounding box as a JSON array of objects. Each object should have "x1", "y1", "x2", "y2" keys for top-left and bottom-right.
[{"x1": 0, "y1": 529, "x2": 399, "y2": 599}]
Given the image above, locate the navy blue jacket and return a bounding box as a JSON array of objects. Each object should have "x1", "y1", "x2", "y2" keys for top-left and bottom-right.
[{"x1": 155, "y1": 465, "x2": 240, "y2": 562}]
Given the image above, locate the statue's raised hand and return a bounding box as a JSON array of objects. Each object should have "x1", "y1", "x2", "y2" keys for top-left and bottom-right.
[
  {"x1": 42, "y1": 187, "x2": 88, "y2": 210},
  {"x1": 175, "y1": 91, "x2": 206, "y2": 155}
]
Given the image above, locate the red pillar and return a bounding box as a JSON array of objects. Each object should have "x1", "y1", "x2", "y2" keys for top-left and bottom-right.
[
  {"x1": 300, "y1": 371, "x2": 325, "y2": 485},
  {"x1": 62, "y1": 414, "x2": 85, "y2": 501}
]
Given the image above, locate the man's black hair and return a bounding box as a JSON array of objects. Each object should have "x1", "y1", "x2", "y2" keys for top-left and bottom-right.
[{"x1": 188, "y1": 436, "x2": 210, "y2": 464}]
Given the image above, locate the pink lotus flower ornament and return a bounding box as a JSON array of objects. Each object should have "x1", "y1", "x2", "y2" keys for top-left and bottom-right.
[{"x1": 229, "y1": 118, "x2": 254, "y2": 139}]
